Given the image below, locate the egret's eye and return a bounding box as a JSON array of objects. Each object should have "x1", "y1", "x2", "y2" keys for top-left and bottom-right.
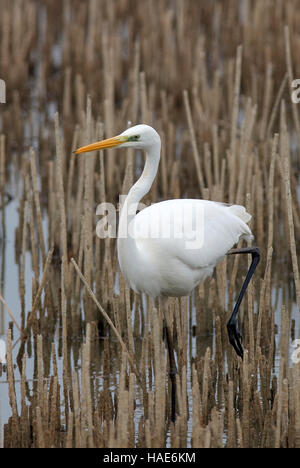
[{"x1": 128, "y1": 135, "x2": 140, "y2": 142}]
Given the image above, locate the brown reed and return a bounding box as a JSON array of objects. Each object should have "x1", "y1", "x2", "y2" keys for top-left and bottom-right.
[{"x1": 0, "y1": 0, "x2": 299, "y2": 449}]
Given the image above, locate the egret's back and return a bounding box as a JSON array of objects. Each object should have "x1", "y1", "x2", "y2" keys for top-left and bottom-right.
[{"x1": 124, "y1": 199, "x2": 253, "y2": 297}]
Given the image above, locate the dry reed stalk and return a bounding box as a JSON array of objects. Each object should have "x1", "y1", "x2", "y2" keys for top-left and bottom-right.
[
  {"x1": 36, "y1": 407, "x2": 45, "y2": 448},
  {"x1": 267, "y1": 134, "x2": 278, "y2": 252},
  {"x1": 17, "y1": 247, "x2": 54, "y2": 369},
  {"x1": 71, "y1": 257, "x2": 142, "y2": 386},
  {"x1": 183, "y1": 90, "x2": 205, "y2": 195},
  {"x1": 267, "y1": 73, "x2": 288, "y2": 138},
  {"x1": 201, "y1": 348, "x2": 211, "y2": 426},
  {"x1": 82, "y1": 323, "x2": 94, "y2": 447},
  {"x1": 74, "y1": 220, "x2": 84, "y2": 303},
  {"x1": 19, "y1": 198, "x2": 28, "y2": 330},
  {"x1": 31, "y1": 249, "x2": 54, "y2": 321},
  {"x1": 284, "y1": 26, "x2": 300, "y2": 145},
  {"x1": 246, "y1": 193, "x2": 255, "y2": 365},
  {"x1": 47, "y1": 161, "x2": 55, "y2": 248},
  {"x1": 227, "y1": 380, "x2": 236, "y2": 448},
  {"x1": 72, "y1": 371, "x2": 81, "y2": 448},
  {"x1": 142, "y1": 72, "x2": 154, "y2": 127},
  {"x1": 215, "y1": 316, "x2": 224, "y2": 407},
  {"x1": 259, "y1": 63, "x2": 273, "y2": 141},
  {"x1": 66, "y1": 126, "x2": 79, "y2": 212},
  {"x1": 95, "y1": 123, "x2": 105, "y2": 299},
  {"x1": 255, "y1": 246, "x2": 273, "y2": 357},
  {"x1": 174, "y1": 300, "x2": 183, "y2": 369},
  {"x1": 236, "y1": 418, "x2": 243, "y2": 448},
  {"x1": 25, "y1": 175, "x2": 39, "y2": 284},
  {"x1": 216, "y1": 257, "x2": 227, "y2": 310},
  {"x1": 127, "y1": 372, "x2": 135, "y2": 447},
  {"x1": 204, "y1": 424, "x2": 211, "y2": 449},
  {"x1": 294, "y1": 364, "x2": 300, "y2": 448},
  {"x1": 61, "y1": 256, "x2": 70, "y2": 424},
  {"x1": 242, "y1": 351, "x2": 250, "y2": 448},
  {"x1": 66, "y1": 412, "x2": 74, "y2": 449},
  {"x1": 83, "y1": 96, "x2": 96, "y2": 322},
  {"x1": 102, "y1": 25, "x2": 115, "y2": 192},
  {"x1": 191, "y1": 363, "x2": 201, "y2": 446},
  {"x1": 51, "y1": 342, "x2": 58, "y2": 379},
  {"x1": 254, "y1": 160, "x2": 264, "y2": 242},
  {"x1": 288, "y1": 369, "x2": 295, "y2": 447},
  {"x1": 37, "y1": 335, "x2": 44, "y2": 417},
  {"x1": 229, "y1": 45, "x2": 243, "y2": 204},
  {"x1": 236, "y1": 103, "x2": 257, "y2": 205},
  {"x1": 54, "y1": 112, "x2": 68, "y2": 283},
  {"x1": 73, "y1": 152, "x2": 85, "y2": 253},
  {"x1": 20, "y1": 354, "x2": 29, "y2": 447},
  {"x1": 212, "y1": 125, "x2": 220, "y2": 187},
  {"x1": 275, "y1": 356, "x2": 285, "y2": 448},
  {"x1": 0, "y1": 293, "x2": 21, "y2": 334},
  {"x1": 181, "y1": 365, "x2": 188, "y2": 444},
  {"x1": 203, "y1": 143, "x2": 212, "y2": 192},
  {"x1": 280, "y1": 111, "x2": 300, "y2": 311},
  {"x1": 152, "y1": 306, "x2": 166, "y2": 445},
  {"x1": 42, "y1": 379, "x2": 49, "y2": 446},
  {"x1": 148, "y1": 392, "x2": 155, "y2": 439},
  {"x1": 48, "y1": 375, "x2": 58, "y2": 447},
  {"x1": 6, "y1": 329, "x2": 19, "y2": 446},
  {"x1": 179, "y1": 297, "x2": 188, "y2": 369},
  {"x1": 125, "y1": 285, "x2": 134, "y2": 357},
  {"x1": 30, "y1": 148, "x2": 46, "y2": 263},
  {"x1": 0, "y1": 135, "x2": 5, "y2": 195},
  {"x1": 117, "y1": 390, "x2": 130, "y2": 448},
  {"x1": 210, "y1": 407, "x2": 223, "y2": 448}
]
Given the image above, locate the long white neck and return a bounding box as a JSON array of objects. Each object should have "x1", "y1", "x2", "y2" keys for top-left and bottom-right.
[{"x1": 117, "y1": 142, "x2": 161, "y2": 268}]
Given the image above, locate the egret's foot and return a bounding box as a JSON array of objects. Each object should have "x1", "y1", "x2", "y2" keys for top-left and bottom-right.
[{"x1": 227, "y1": 320, "x2": 244, "y2": 359}]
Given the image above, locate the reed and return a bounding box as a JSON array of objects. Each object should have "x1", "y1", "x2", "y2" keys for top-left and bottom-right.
[{"x1": 0, "y1": 0, "x2": 299, "y2": 449}]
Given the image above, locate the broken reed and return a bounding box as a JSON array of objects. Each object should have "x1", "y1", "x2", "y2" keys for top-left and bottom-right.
[{"x1": 0, "y1": 0, "x2": 300, "y2": 449}]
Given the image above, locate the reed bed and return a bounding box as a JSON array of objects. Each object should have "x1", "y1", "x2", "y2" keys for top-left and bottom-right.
[{"x1": 0, "y1": 0, "x2": 299, "y2": 448}]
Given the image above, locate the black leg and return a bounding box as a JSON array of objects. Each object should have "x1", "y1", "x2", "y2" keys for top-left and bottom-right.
[
  {"x1": 163, "y1": 320, "x2": 177, "y2": 423},
  {"x1": 226, "y1": 247, "x2": 261, "y2": 359}
]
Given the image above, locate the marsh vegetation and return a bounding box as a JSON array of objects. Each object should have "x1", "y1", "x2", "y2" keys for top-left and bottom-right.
[{"x1": 0, "y1": 0, "x2": 299, "y2": 448}]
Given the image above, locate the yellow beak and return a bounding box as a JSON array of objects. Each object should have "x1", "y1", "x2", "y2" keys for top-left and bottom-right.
[{"x1": 74, "y1": 135, "x2": 127, "y2": 154}]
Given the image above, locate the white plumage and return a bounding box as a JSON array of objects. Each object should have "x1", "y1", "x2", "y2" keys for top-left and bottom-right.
[
  {"x1": 76, "y1": 122, "x2": 260, "y2": 420},
  {"x1": 76, "y1": 124, "x2": 254, "y2": 300},
  {"x1": 119, "y1": 199, "x2": 253, "y2": 297}
]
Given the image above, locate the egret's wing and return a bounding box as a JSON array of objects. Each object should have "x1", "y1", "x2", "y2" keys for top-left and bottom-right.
[{"x1": 134, "y1": 199, "x2": 252, "y2": 270}]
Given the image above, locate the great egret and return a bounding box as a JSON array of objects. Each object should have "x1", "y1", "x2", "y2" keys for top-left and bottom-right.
[{"x1": 75, "y1": 124, "x2": 260, "y2": 421}]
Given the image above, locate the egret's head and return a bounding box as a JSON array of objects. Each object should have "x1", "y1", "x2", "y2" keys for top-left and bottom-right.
[{"x1": 75, "y1": 124, "x2": 161, "y2": 155}]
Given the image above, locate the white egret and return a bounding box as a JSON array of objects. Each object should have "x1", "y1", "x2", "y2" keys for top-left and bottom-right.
[{"x1": 75, "y1": 124, "x2": 260, "y2": 421}]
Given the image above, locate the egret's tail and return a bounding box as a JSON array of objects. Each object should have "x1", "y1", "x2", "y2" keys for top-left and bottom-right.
[
  {"x1": 228, "y1": 204, "x2": 252, "y2": 224},
  {"x1": 228, "y1": 204, "x2": 254, "y2": 242}
]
